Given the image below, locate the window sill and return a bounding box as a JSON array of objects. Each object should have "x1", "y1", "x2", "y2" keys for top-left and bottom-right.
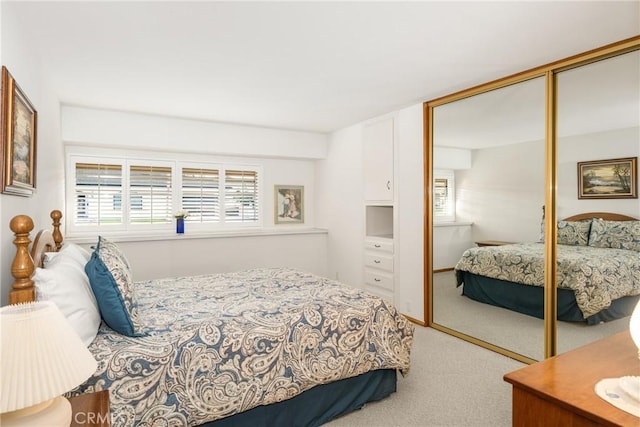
[
  {"x1": 65, "y1": 227, "x2": 329, "y2": 245},
  {"x1": 433, "y1": 221, "x2": 473, "y2": 228}
]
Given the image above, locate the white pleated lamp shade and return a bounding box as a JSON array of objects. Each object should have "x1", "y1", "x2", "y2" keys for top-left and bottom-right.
[
  {"x1": 630, "y1": 299, "x2": 640, "y2": 358},
  {"x1": 1, "y1": 301, "x2": 98, "y2": 413}
]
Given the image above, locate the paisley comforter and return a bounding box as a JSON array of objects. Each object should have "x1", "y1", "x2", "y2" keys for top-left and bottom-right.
[
  {"x1": 455, "y1": 243, "x2": 640, "y2": 319},
  {"x1": 68, "y1": 268, "x2": 414, "y2": 427}
]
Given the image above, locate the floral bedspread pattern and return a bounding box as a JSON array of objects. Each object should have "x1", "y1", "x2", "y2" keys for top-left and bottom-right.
[
  {"x1": 69, "y1": 268, "x2": 414, "y2": 427},
  {"x1": 455, "y1": 243, "x2": 640, "y2": 319}
]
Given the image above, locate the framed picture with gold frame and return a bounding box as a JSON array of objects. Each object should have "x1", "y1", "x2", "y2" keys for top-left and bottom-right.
[
  {"x1": 577, "y1": 157, "x2": 637, "y2": 199},
  {"x1": 1, "y1": 66, "x2": 37, "y2": 196}
]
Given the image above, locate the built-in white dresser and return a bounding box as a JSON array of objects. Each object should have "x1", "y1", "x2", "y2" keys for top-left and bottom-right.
[
  {"x1": 362, "y1": 115, "x2": 396, "y2": 302},
  {"x1": 363, "y1": 236, "x2": 394, "y2": 301}
]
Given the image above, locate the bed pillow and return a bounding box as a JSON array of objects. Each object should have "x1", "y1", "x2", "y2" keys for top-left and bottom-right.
[
  {"x1": 588, "y1": 218, "x2": 640, "y2": 252},
  {"x1": 34, "y1": 248, "x2": 101, "y2": 346},
  {"x1": 540, "y1": 220, "x2": 592, "y2": 246},
  {"x1": 85, "y1": 236, "x2": 144, "y2": 336},
  {"x1": 44, "y1": 243, "x2": 92, "y2": 267},
  {"x1": 557, "y1": 220, "x2": 592, "y2": 246},
  {"x1": 65, "y1": 242, "x2": 92, "y2": 263}
]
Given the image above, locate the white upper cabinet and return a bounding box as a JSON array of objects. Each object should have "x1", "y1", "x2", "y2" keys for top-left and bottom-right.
[{"x1": 363, "y1": 117, "x2": 394, "y2": 202}]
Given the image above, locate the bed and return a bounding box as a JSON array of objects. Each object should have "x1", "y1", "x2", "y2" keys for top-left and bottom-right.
[
  {"x1": 7, "y1": 210, "x2": 414, "y2": 427},
  {"x1": 454, "y1": 212, "x2": 640, "y2": 325}
]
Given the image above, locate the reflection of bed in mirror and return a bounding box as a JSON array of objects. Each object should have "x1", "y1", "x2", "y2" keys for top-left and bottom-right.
[{"x1": 454, "y1": 212, "x2": 640, "y2": 325}]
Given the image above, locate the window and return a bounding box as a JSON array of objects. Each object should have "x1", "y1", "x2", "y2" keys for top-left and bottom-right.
[
  {"x1": 434, "y1": 169, "x2": 455, "y2": 222},
  {"x1": 129, "y1": 165, "x2": 172, "y2": 224},
  {"x1": 181, "y1": 167, "x2": 220, "y2": 223},
  {"x1": 74, "y1": 163, "x2": 123, "y2": 226},
  {"x1": 224, "y1": 169, "x2": 259, "y2": 223},
  {"x1": 67, "y1": 153, "x2": 262, "y2": 235}
]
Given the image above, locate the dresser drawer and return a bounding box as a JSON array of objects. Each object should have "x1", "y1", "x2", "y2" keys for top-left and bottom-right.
[
  {"x1": 364, "y1": 253, "x2": 394, "y2": 272},
  {"x1": 364, "y1": 269, "x2": 394, "y2": 291},
  {"x1": 364, "y1": 239, "x2": 394, "y2": 253}
]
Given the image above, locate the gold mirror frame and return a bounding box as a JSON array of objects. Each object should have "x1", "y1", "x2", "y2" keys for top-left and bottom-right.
[{"x1": 424, "y1": 35, "x2": 640, "y2": 363}]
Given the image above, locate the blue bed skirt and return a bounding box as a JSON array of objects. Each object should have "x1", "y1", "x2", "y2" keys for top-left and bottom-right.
[
  {"x1": 202, "y1": 368, "x2": 397, "y2": 427},
  {"x1": 458, "y1": 271, "x2": 639, "y2": 325}
]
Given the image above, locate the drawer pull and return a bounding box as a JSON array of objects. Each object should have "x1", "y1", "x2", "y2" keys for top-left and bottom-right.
[
  {"x1": 374, "y1": 278, "x2": 381, "y2": 282},
  {"x1": 374, "y1": 260, "x2": 381, "y2": 264},
  {"x1": 374, "y1": 244, "x2": 381, "y2": 248}
]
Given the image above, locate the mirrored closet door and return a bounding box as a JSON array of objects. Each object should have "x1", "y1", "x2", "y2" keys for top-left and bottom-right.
[
  {"x1": 555, "y1": 49, "x2": 640, "y2": 355},
  {"x1": 429, "y1": 77, "x2": 546, "y2": 362},
  {"x1": 425, "y1": 36, "x2": 640, "y2": 363}
]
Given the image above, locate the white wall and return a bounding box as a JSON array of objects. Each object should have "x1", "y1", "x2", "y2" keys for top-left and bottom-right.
[
  {"x1": 75, "y1": 232, "x2": 327, "y2": 282},
  {"x1": 318, "y1": 103, "x2": 425, "y2": 322},
  {"x1": 456, "y1": 139, "x2": 546, "y2": 244},
  {"x1": 0, "y1": 57, "x2": 331, "y2": 306},
  {"x1": 60, "y1": 106, "x2": 329, "y2": 281},
  {"x1": 454, "y1": 126, "x2": 640, "y2": 249},
  {"x1": 0, "y1": 1, "x2": 3, "y2": 302},
  {"x1": 434, "y1": 146, "x2": 471, "y2": 170},
  {"x1": 316, "y1": 125, "x2": 365, "y2": 288},
  {"x1": 1, "y1": 4, "x2": 62, "y2": 305},
  {"x1": 395, "y1": 104, "x2": 425, "y2": 318},
  {"x1": 62, "y1": 106, "x2": 327, "y2": 160},
  {"x1": 433, "y1": 224, "x2": 473, "y2": 270}
]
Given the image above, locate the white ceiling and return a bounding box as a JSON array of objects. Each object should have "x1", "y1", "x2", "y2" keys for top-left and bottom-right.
[
  {"x1": 3, "y1": 1, "x2": 640, "y2": 134},
  {"x1": 434, "y1": 50, "x2": 640, "y2": 149}
]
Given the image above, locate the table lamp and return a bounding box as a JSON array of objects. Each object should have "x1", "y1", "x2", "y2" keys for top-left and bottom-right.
[
  {"x1": 631, "y1": 298, "x2": 640, "y2": 359},
  {"x1": 1, "y1": 301, "x2": 98, "y2": 426}
]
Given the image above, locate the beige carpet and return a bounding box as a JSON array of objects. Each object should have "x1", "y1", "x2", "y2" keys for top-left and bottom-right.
[
  {"x1": 325, "y1": 325, "x2": 525, "y2": 427},
  {"x1": 432, "y1": 271, "x2": 629, "y2": 361}
]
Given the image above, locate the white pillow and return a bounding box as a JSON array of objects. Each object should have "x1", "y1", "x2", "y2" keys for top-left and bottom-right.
[
  {"x1": 34, "y1": 247, "x2": 101, "y2": 347},
  {"x1": 42, "y1": 251, "x2": 59, "y2": 267},
  {"x1": 42, "y1": 243, "x2": 91, "y2": 267}
]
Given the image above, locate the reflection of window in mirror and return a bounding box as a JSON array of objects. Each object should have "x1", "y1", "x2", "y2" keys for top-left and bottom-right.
[{"x1": 434, "y1": 169, "x2": 455, "y2": 222}]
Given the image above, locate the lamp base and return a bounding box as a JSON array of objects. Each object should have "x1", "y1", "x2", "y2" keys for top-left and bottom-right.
[{"x1": 1, "y1": 396, "x2": 71, "y2": 426}]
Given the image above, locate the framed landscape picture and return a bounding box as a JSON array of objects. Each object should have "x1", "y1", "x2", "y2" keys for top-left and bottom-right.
[
  {"x1": 275, "y1": 185, "x2": 304, "y2": 224},
  {"x1": 577, "y1": 157, "x2": 637, "y2": 199},
  {"x1": 1, "y1": 66, "x2": 37, "y2": 196}
]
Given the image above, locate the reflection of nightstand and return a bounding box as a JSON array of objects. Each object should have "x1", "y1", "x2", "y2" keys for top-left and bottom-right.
[
  {"x1": 475, "y1": 240, "x2": 514, "y2": 247},
  {"x1": 69, "y1": 390, "x2": 110, "y2": 426}
]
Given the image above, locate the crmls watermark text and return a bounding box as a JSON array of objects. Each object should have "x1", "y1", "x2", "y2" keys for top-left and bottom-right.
[{"x1": 73, "y1": 411, "x2": 111, "y2": 425}]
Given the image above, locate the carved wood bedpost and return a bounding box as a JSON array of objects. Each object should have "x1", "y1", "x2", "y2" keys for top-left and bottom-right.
[
  {"x1": 51, "y1": 209, "x2": 63, "y2": 250},
  {"x1": 9, "y1": 215, "x2": 36, "y2": 304}
]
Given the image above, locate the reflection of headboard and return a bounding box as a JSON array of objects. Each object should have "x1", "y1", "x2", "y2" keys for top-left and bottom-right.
[
  {"x1": 9, "y1": 210, "x2": 63, "y2": 304},
  {"x1": 563, "y1": 212, "x2": 638, "y2": 222}
]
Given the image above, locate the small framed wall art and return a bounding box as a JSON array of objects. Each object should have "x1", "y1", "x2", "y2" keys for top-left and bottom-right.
[
  {"x1": 577, "y1": 157, "x2": 637, "y2": 199},
  {"x1": 275, "y1": 185, "x2": 304, "y2": 224},
  {"x1": 1, "y1": 66, "x2": 38, "y2": 196}
]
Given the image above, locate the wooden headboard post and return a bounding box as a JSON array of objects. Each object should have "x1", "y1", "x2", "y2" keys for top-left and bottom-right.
[
  {"x1": 51, "y1": 209, "x2": 63, "y2": 250},
  {"x1": 9, "y1": 215, "x2": 36, "y2": 304}
]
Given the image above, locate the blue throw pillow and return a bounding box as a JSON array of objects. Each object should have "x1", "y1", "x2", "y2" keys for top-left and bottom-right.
[{"x1": 85, "y1": 236, "x2": 144, "y2": 336}]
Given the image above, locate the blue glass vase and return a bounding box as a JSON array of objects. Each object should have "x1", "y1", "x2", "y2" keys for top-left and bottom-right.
[{"x1": 176, "y1": 217, "x2": 185, "y2": 234}]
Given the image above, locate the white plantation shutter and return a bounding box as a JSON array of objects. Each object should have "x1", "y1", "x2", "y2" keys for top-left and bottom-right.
[
  {"x1": 182, "y1": 167, "x2": 220, "y2": 223},
  {"x1": 224, "y1": 169, "x2": 259, "y2": 223},
  {"x1": 74, "y1": 163, "x2": 123, "y2": 225},
  {"x1": 434, "y1": 170, "x2": 455, "y2": 222},
  {"x1": 68, "y1": 153, "x2": 261, "y2": 233},
  {"x1": 434, "y1": 178, "x2": 449, "y2": 216},
  {"x1": 129, "y1": 165, "x2": 173, "y2": 224}
]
